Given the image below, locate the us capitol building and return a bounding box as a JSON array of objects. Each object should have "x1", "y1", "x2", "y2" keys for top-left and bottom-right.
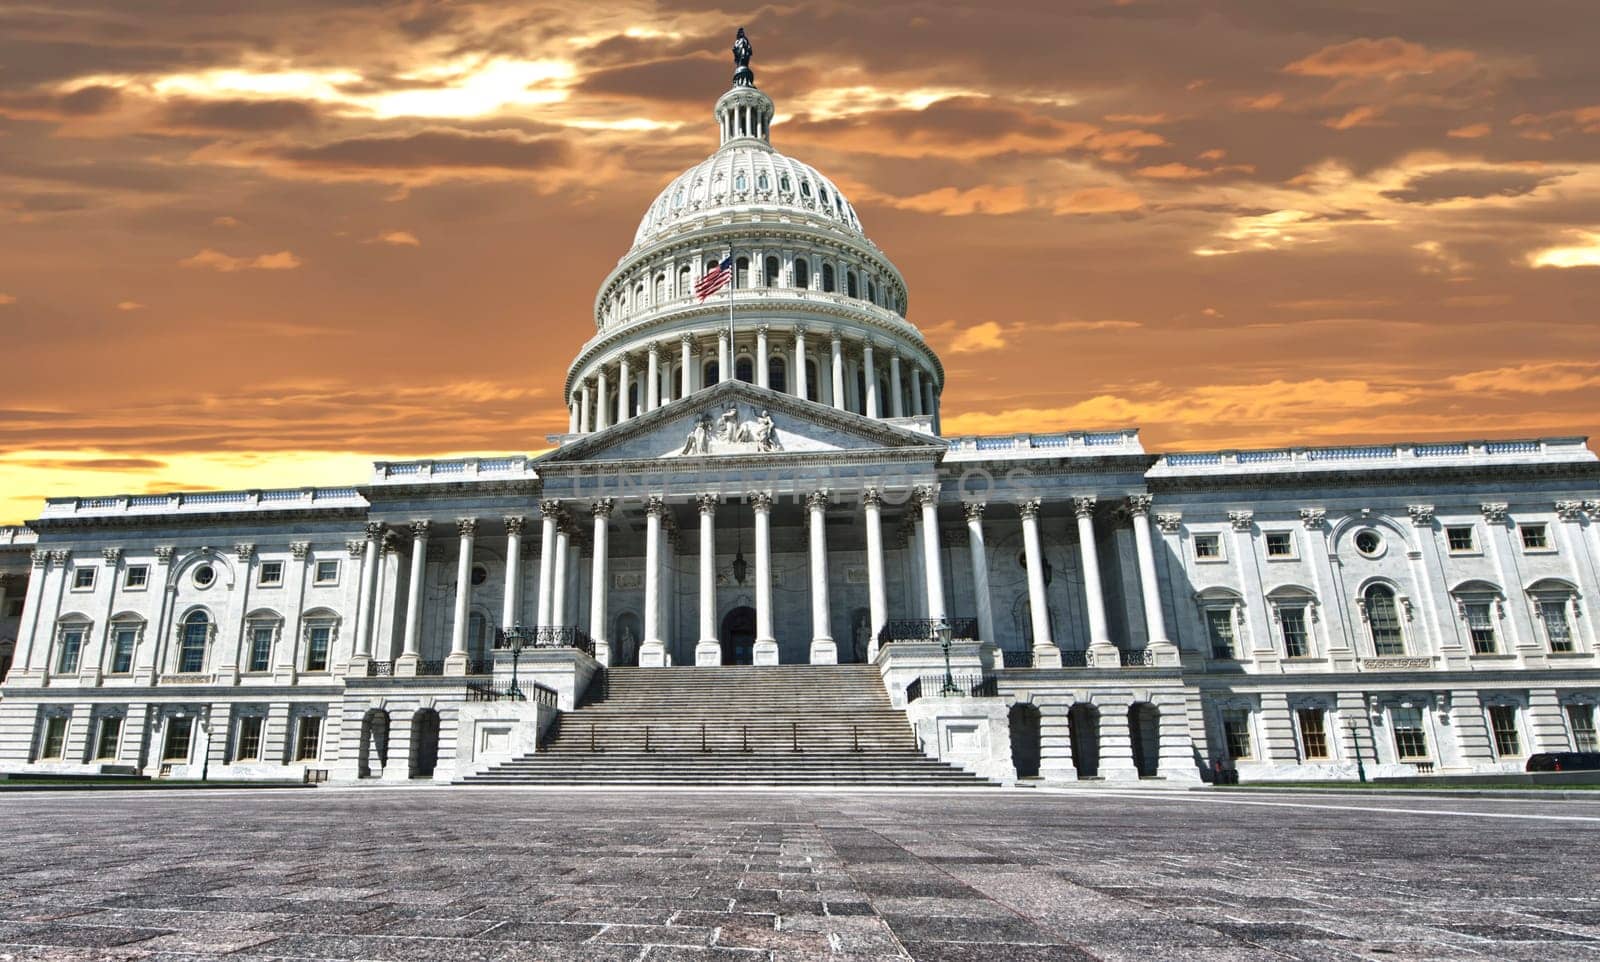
[{"x1": 1, "y1": 34, "x2": 1597, "y2": 787}]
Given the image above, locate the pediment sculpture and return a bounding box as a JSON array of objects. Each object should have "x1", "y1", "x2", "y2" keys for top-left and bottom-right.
[{"x1": 676, "y1": 403, "x2": 782, "y2": 456}]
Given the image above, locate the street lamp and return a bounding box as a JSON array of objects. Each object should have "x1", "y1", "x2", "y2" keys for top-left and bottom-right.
[
  {"x1": 1343, "y1": 716, "x2": 1367, "y2": 783},
  {"x1": 501, "y1": 626, "x2": 531, "y2": 701},
  {"x1": 936, "y1": 618, "x2": 961, "y2": 696}
]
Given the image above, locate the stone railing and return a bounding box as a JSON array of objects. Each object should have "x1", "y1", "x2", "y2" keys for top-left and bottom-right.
[
  {"x1": 41, "y1": 486, "x2": 366, "y2": 518},
  {"x1": 159, "y1": 673, "x2": 211, "y2": 685},
  {"x1": 372, "y1": 456, "x2": 536, "y2": 484},
  {"x1": 1360, "y1": 657, "x2": 1435, "y2": 672},
  {"x1": 945, "y1": 429, "x2": 1143, "y2": 459},
  {"x1": 1153, "y1": 437, "x2": 1589, "y2": 475}
]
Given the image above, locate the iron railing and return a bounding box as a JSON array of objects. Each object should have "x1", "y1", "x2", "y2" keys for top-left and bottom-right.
[
  {"x1": 1119, "y1": 647, "x2": 1156, "y2": 668},
  {"x1": 467, "y1": 657, "x2": 492, "y2": 675},
  {"x1": 416, "y1": 660, "x2": 445, "y2": 676},
  {"x1": 366, "y1": 661, "x2": 394, "y2": 677},
  {"x1": 877, "y1": 617, "x2": 980, "y2": 645},
  {"x1": 497, "y1": 626, "x2": 596, "y2": 658},
  {"x1": 904, "y1": 671, "x2": 998, "y2": 703},
  {"x1": 1061, "y1": 650, "x2": 1090, "y2": 668},
  {"x1": 1000, "y1": 649, "x2": 1033, "y2": 668},
  {"x1": 465, "y1": 680, "x2": 558, "y2": 705}
]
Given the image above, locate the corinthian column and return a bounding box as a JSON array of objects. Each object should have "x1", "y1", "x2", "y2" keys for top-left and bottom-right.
[
  {"x1": 445, "y1": 518, "x2": 476, "y2": 675},
  {"x1": 890, "y1": 353, "x2": 904, "y2": 418},
  {"x1": 617, "y1": 353, "x2": 631, "y2": 423},
  {"x1": 863, "y1": 489, "x2": 887, "y2": 660},
  {"x1": 680, "y1": 333, "x2": 693, "y2": 398},
  {"x1": 589, "y1": 499, "x2": 612, "y2": 665},
  {"x1": 579, "y1": 381, "x2": 592, "y2": 433},
  {"x1": 915, "y1": 486, "x2": 946, "y2": 622},
  {"x1": 1075, "y1": 496, "x2": 1119, "y2": 667},
  {"x1": 397, "y1": 521, "x2": 428, "y2": 675},
  {"x1": 717, "y1": 329, "x2": 731, "y2": 383},
  {"x1": 502, "y1": 517, "x2": 525, "y2": 630},
  {"x1": 535, "y1": 500, "x2": 560, "y2": 628},
  {"x1": 1020, "y1": 500, "x2": 1060, "y2": 668},
  {"x1": 751, "y1": 492, "x2": 778, "y2": 665},
  {"x1": 1128, "y1": 495, "x2": 1179, "y2": 665},
  {"x1": 353, "y1": 521, "x2": 383, "y2": 660},
  {"x1": 595, "y1": 367, "x2": 609, "y2": 431},
  {"x1": 863, "y1": 340, "x2": 878, "y2": 418},
  {"x1": 551, "y1": 521, "x2": 571, "y2": 628},
  {"x1": 695, "y1": 494, "x2": 721, "y2": 665},
  {"x1": 793, "y1": 326, "x2": 808, "y2": 400},
  {"x1": 646, "y1": 343, "x2": 660, "y2": 411},
  {"x1": 640, "y1": 497, "x2": 669, "y2": 667},
  {"x1": 756, "y1": 326, "x2": 770, "y2": 389},
  {"x1": 910, "y1": 366, "x2": 924, "y2": 417},
  {"x1": 830, "y1": 329, "x2": 845, "y2": 410},
  {"x1": 807, "y1": 490, "x2": 836, "y2": 663},
  {"x1": 966, "y1": 503, "x2": 994, "y2": 645}
]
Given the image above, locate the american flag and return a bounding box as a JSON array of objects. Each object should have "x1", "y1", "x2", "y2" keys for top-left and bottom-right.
[{"x1": 694, "y1": 255, "x2": 734, "y2": 300}]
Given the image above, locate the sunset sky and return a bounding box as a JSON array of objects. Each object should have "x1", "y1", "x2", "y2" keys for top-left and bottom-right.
[{"x1": 2, "y1": 1, "x2": 1598, "y2": 524}]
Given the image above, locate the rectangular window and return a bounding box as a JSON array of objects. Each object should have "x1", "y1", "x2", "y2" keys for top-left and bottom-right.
[
  {"x1": 123, "y1": 565, "x2": 149, "y2": 590},
  {"x1": 1265, "y1": 532, "x2": 1294, "y2": 558},
  {"x1": 235, "y1": 716, "x2": 263, "y2": 761},
  {"x1": 39, "y1": 716, "x2": 67, "y2": 760},
  {"x1": 1568, "y1": 705, "x2": 1598, "y2": 753},
  {"x1": 314, "y1": 560, "x2": 339, "y2": 584},
  {"x1": 1446, "y1": 526, "x2": 1475, "y2": 552},
  {"x1": 72, "y1": 567, "x2": 96, "y2": 590},
  {"x1": 1221, "y1": 709, "x2": 1253, "y2": 760},
  {"x1": 247, "y1": 627, "x2": 274, "y2": 672},
  {"x1": 94, "y1": 717, "x2": 122, "y2": 760},
  {"x1": 1488, "y1": 705, "x2": 1522, "y2": 757},
  {"x1": 109, "y1": 627, "x2": 136, "y2": 674},
  {"x1": 1464, "y1": 602, "x2": 1497, "y2": 655},
  {"x1": 1279, "y1": 607, "x2": 1310, "y2": 658},
  {"x1": 1193, "y1": 534, "x2": 1221, "y2": 560},
  {"x1": 1520, "y1": 523, "x2": 1549, "y2": 550},
  {"x1": 1206, "y1": 609, "x2": 1236, "y2": 659},
  {"x1": 1296, "y1": 708, "x2": 1329, "y2": 760},
  {"x1": 295, "y1": 716, "x2": 322, "y2": 761},
  {"x1": 1541, "y1": 601, "x2": 1575, "y2": 653},
  {"x1": 163, "y1": 716, "x2": 193, "y2": 761},
  {"x1": 56, "y1": 629, "x2": 83, "y2": 674},
  {"x1": 305, "y1": 626, "x2": 331, "y2": 672},
  {"x1": 257, "y1": 560, "x2": 284, "y2": 587},
  {"x1": 1391, "y1": 707, "x2": 1429, "y2": 760}
]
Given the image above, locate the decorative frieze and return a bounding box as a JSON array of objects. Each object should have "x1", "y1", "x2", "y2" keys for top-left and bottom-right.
[
  {"x1": 1299, "y1": 507, "x2": 1326, "y2": 529},
  {"x1": 1480, "y1": 502, "x2": 1508, "y2": 524},
  {"x1": 346, "y1": 539, "x2": 366, "y2": 558},
  {"x1": 1406, "y1": 504, "x2": 1435, "y2": 527},
  {"x1": 289, "y1": 542, "x2": 309, "y2": 560},
  {"x1": 233, "y1": 543, "x2": 255, "y2": 562},
  {"x1": 1555, "y1": 500, "x2": 1587, "y2": 522},
  {"x1": 1227, "y1": 510, "x2": 1254, "y2": 532},
  {"x1": 1154, "y1": 512, "x2": 1182, "y2": 534},
  {"x1": 101, "y1": 546, "x2": 123, "y2": 566}
]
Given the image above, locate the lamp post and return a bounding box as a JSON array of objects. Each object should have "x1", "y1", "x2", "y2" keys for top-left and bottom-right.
[
  {"x1": 936, "y1": 618, "x2": 960, "y2": 696},
  {"x1": 502, "y1": 626, "x2": 531, "y2": 701},
  {"x1": 1343, "y1": 716, "x2": 1367, "y2": 783}
]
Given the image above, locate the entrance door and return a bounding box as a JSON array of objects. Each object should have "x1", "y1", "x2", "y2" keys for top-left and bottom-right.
[
  {"x1": 720, "y1": 606, "x2": 756, "y2": 665},
  {"x1": 413, "y1": 709, "x2": 440, "y2": 778}
]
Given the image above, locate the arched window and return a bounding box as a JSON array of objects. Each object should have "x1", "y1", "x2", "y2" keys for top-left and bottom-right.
[
  {"x1": 805, "y1": 360, "x2": 819, "y2": 400},
  {"x1": 735, "y1": 357, "x2": 753, "y2": 383},
  {"x1": 1364, "y1": 585, "x2": 1405, "y2": 656},
  {"x1": 855, "y1": 367, "x2": 867, "y2": 414},
  {"x1": 794, "y1": 259, "x2": 810, "y2": 289},
  {"x1": 705, "y1": 259, "x2": 719, "y2": 277},
  {"x1": 628, "y1": 383, "x2": 640, "y2": 418},
  {"x1": 735, "y1": 172, "x2": 747, "y2": 191},
  {"x1": 763, "y1": 255, "x2": 779, "y2": 287},
  {"x1": 179, "y1": 610, "x2": 209, "y2": 673},
  {"x1": 846, "y1": 272, "x2": 858, "y2": 298},
  {"x1": 468, "y1": 612, "x2": 488, "y2": 659},
  {"x1": 757, "y1": 172, "x2": 770, "y2": 191},
  {"x1": 704, "y1": 360, "x2": 719, "y2": 385},
  {"x1": 634, "y1": 282, "x2": 645, "y2": 307},
  {"x1": 779, "y1": 174, "x2": 791, "y2": 194},
  {"x1": 800, "y1": 180, "x2": 813, "y2": 199},
  {"x1": 768, "y1": 356, "x2": 787, "y2": 393},
  {"x1": 867, "y1": 279, "x2": 877, "y2": 304},
  {"x1": 822, "y1": 263, "x2": 835, "y2": 293},
  {"x1": 672, "y1": 188, "x2": 684, "y2": 208},
  {"x1": 677, "y1": 265, "x2": 690, "y2": 296},
  {"x1": 735, "y1": 256, "x2": 749, "y2": 288},
  {"x1": 654, "y1": 273, "x2": 666, "y2": 303}
]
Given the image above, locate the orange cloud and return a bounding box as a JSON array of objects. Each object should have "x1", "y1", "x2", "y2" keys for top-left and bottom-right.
[
  {"x1": 1052, "y1": 187, "x2": 1144, "y2": 214},
  {"x1": 179, "y1": 249, "x2": 303, "y2": 272},
  {"x1": 1448, "y1": 361, "x2": 1600, "y2": 395},
  {"x1": 950, "y1": 321, "x2": 1008, "y2": 353},
  {"x1": 1284, "y1": 37, "x2": 1476, "y2": 78},
  {"x1": 1325, "y1": 105, "x2": 1385, "y2": 130},
  {"x1": 1447, "y1": 122, "x2": 1491, "y2": 139},
  {"x1": 371, "y1": 230, "x2": 421, "y2": 246}
]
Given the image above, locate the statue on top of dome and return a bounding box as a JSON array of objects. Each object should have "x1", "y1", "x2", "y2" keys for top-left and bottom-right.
[{"x1": 732, "y1": 28, "x2": 755, "y2": 87}]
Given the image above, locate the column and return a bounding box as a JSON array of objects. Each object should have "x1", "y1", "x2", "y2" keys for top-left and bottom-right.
[
  {"x1": 756, "y1": 326, "x2": 770, "y2": 389},
  {"x1": 535, "y1": 500, "x2": 559, "y2": 628},
  {"x1": 717, "y1": 329, "x2": 731, "y2": 382},
  {"x1": 397, "y1": 521, "x2": 427, "y2": 674},
  {"x1": 793, "y1": 327, "x2": 808, "y2": 400},
  {"x1": 595, "y1": 367, "x2": 609, "y2": 431},
  {"x1": 916, "y1": 486, "x2": 946, "y2": 622},
  {"x1": 807, "y1": 491, "x2": 836, "y2": 663},
  {"x1": 353, "y1": 522, "x2": 382, "y2": 660},
  {"x1": 589, "y1": 500, "x2": 613, "y2": 665},
  {"x1": 695, "y1": 494, "x2": 720, "y2": 665},
  {"x1": 966, "y1": 503, "x2": 994, "y2": 645},
  {"x1": 752, "y1": 492, "x2": 778, "y2": 664},
  {"x1": 617, "y1": 354, "x2": 631, "y2": 422},
  {"x1": 579, "y1": 381, "x2": 591, "y2": 433},
  {"x1": 1127, "y1": 495, "x2": 1180, "y2": 665},
  {"x1": 646, "y1": 343, "x2": 660, "y2": 411},
  {"x1": 567, "y1": 401, "x2": 578, "y2": 434},
  {"x1": 272, "y1": 544, "x2": 304, "y2": 681},
  {"x1": 444, "y1": 518, "x2": 475, "y2": 674},
  {"x1": 890, "y1": 353, "x2": 905, "y2": 418},
  {"x1": 863, "y1": 340, "x2": 878, "y2": 418},
  {"x1": 680, "y1": 334, "x2": 693, "y2": 397},
  {"x1": 1020, "y1": 500, "x2": 1060, "y2": 668},
  {"x1": 640, "y1": 497, "x2": 669, "y2": 667},
  {"x1": 830, "y1": 330, "x2": 845, "y2": 410},
  {"x1": 551, "y1": 522, "x2": 571, "y2": 628},
  {"x1": 863, "y1": 490, "x2": 888, "y2": 660},
  {"x1": 502, "y1": 517, "x2": 525, "y2": 630},
  {"x1": 910, "y1": 367, "x2": 924, "y2": 416},
  {"x1": 1076, "y1": 497, "x2": 1118, "y2": 665}
]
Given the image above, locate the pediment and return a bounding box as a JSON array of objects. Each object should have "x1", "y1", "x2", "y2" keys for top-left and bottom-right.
[{"x1": 538, "y1": 380, "x2": 944, "y2": 466}]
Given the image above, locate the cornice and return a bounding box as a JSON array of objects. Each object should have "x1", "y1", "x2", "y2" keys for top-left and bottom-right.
[
  {"x1": 1145, "y1": 460, "x2": 1600, "y2": 494},
  {"x1": 27, "y1": 506, "x2": 369, "y2": 534}
]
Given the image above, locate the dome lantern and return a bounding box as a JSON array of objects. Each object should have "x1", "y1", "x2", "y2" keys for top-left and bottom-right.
[{"x1": 716, "y1": 28, "x2": 773, "y2": 148}]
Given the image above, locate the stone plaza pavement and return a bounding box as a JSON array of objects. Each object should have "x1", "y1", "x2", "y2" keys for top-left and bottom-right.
[{"x1": 0, "y1": 787, "x2": 1597, "y2": 962}]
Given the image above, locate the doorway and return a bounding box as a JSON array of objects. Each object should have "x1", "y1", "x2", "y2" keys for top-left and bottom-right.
[
  {"x1": 720, "y1": 606, "x2": 756, "y2": 665},
  {"x1": 412, "y1": 708, "x2": 440, "y2": 778}
]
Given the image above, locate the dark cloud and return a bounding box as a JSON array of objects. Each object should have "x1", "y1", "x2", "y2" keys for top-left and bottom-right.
[
  {"x1": 13, "y1": 457, "x2": 166, "y2": 471},
  {"x1": 1380, "y1": 168, "x2": 1565, "y2": 204},
  {"x1": 577, "y1": 52, "x2": 725, "y2": 103},
  {"x1": 161, "y1": 97, "x2": 322, "y2": 132},
  {"x1": 269, "y1": 128, "x2": 575, "y2": 173}
]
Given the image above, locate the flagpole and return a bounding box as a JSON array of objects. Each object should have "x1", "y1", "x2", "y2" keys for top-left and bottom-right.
[{"x1": 727, "y1": 251, "x2": 735, "y2": 374}]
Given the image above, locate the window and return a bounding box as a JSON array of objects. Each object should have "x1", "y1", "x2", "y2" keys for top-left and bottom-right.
[
  {"x1": 470, "y1": 564, "x2": 488, "y2": 587},
  {"x1": 39, "y1": 716, "x2": 67, "y2": 760},
  {"x1": 847, "y1": 272, "x2": 858, "y2": 298},
  {"x1": 768, "y1": 356, "x2": 787, "y2": 394},
  {"x1": 94, "y1": 717, "x2": 122, "y2": 760},
  {"x1": 757, "y1": 172, "x2": 769, "y2": 191},
  {"x1": 163, "y1": 716, "x2": 193, "y2": 761},
  {"x1": 763, "y1": 255, "x2": 779, "y2": 287},
  {"x1": 793, "y1": 259, "x2": 810, "y2": 289},
  {"x1": 295, "y1": 716, "x2": 322, "y2": 761},
  {"x1": 735, "y1": 256, "x2": 749, "y2": 288},
  {"x1": 1364, "y1": 585, "x2": 1405, "y2": 656},
  {"x1": 1193, "y1": 534, "x2": 1222, "y2": 560},
  {"x1": 192, "y1": 563, "x2": 216, "y2": 588},
  {"x1": 1488, "y1": 705, "x2": 1522, "y2": 757},
  {"x1": 56, "y1": 628, "x2": 84, "y2": 674},
  {"x1": 800, "y1": 179, "x2": 812, "y2": 198},
  {"x1": 1390, "y1": 706, "x2": 1429, "y2": 760},
  {"x1": 109, "y1": 627, "x2": 136, "y2": 674},
  {"x1": 1296, "y1": 708, "x2": 1329, "y2": 760},
  {"x1": 235, "y1": 716, "x2": 263, "y2": 761},
  {"x1": 1279, "y1": 606, "x2": 1310, "y2": 658},
  {"x1": 314, "y1": 560, "x2": 339, "y2": 584},
  {"x1": 1265, "y1": 532, "x2": 1295, "y2": 558},
  {"x1": 1568, "y1": 705, "x2": 1598, "y2": 752},
  {"x1": 1354, "y1": 530, "x2": 1383, "y2": 557},
  {"x1": 1221, "y1": 709, "x2": 1253, "y2": 760},
  {"x1": 822, "y1": 263, "x2": 835, "y2": 293},
  {"x1": 1446, "y1": 526, "x2": 1475, "y2": 552},
  {"x1": 178, "y1": 611, "x2": 209, "y2": 673},
  {"x1": 672, "y1": 188, "x2": 683, "y2": 208},
  {"x1": 257, "y1": 561, "x2": 283, "y2": 587},
  {"x1": 1463, "y1": 602, "x2": 1497, "y2": 654},
  {"x1": 779, "y1": 174, "x2": 791, "y2": 193},
  {"x1": 305, "y1": 625, "x2": 331, "y2": 672},
  {"x1": 1540, "y1": 600, "x2": 1575, "y2": 653},
  {"x1": 734, "y1": 172, "x2": 747, "y2": 191},
  {"x1": 735, "y1": 357, "x2": 753, "y2": 383},
  {"x1": 123, "y1": 565, "x2": 148, "y2": 589},
  {"x1": 1205, "y1": 609, "x2": 1237, "y2": 659},
  {"x1": 247, "y1": 626, "x2": 273, "y2": 672},
  {"x1": 72, "y1": 567, "x2": 96, "y2": 590},
  {"x1": 1520, "y1": 523, "x2": 1549, "y2": 550}
]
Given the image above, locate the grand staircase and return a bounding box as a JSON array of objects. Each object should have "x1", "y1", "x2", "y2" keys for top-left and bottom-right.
[{"x1": 458, "y1": 664, "x2": 996, "y2": 787}]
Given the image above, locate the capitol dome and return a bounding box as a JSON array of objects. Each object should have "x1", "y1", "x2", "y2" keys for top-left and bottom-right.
[{"x1": 563, "y1": 31, "x2": 943, "y2": 437}]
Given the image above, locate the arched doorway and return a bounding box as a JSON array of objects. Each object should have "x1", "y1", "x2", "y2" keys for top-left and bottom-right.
[
  {"x1": 1129, "y1": 703, "x2": 1160, "y2": 777},
  {"x1": 412, "y1": 708, "x2": 440, "y2": 778},
  {"x1": 1009, "y1": 704, "x2": 1042, "y2": 779},
  {"x1": 1069, "y1": 703, "x2": 1100, "y2": 778},
  {"x1": 358, "y1": 709, "x2": 390, "y2": 779},
  {"x1": 720, "y1": 606, "x2": 756, "y2": 665}
]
